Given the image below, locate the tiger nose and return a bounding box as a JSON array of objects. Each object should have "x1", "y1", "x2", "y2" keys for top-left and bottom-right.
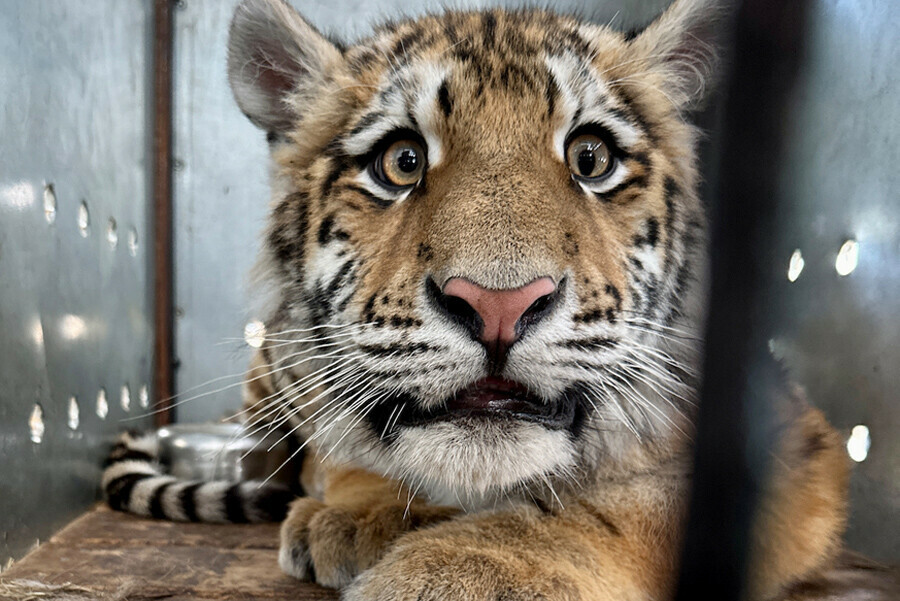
[{"x1": 437, "y1": 276, "x2": 559, "y2": 353}]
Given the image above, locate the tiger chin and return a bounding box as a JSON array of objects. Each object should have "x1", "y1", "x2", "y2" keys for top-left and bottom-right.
[{"x1": 102, "y1": 0, "x2": 857, "y2": 599}]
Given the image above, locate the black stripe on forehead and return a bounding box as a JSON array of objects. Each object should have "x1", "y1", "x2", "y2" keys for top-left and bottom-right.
[
  {"x1": 391, "y1": 27, "x2": 426, "y2": 57},
  {"x1": 449, "y1": 48, "x2": 546, "y2": 96},
  {"x1": 541, "y1": 24, "x2": 593, "y2": 57},
  {"x1": 438, "y1": 79, "x2": 453, "y2": 117},
  {"x1": 347, "y1": 48, "x2": 381, "y2": 75},
  {"x1": 349, "y1": 111, "x2": 385, "y2": 138},
  {"x1": 482, "y1": 11, "x2": 497, "y2": 48},
  {"x1": 546, "y1": 73, "x2": 559, "y2": 119},
  {"x1": 606, "y1": 105, "x2": 647, "y2": 137},
  {"x1": 607, "y1": 85, "x2": 658, "y2": 144},
  {"x1": 378, "y1": 79, "x2": 404, "y2": 104}
]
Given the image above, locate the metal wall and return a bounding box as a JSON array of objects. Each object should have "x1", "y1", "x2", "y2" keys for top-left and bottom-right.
[{"x1": 0, "y1": 1, "x2": 155, "y2": 566}]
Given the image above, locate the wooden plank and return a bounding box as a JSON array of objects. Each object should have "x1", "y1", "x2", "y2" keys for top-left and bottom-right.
[
  {"x1": 3, "y1": 545, "x2": 334, "y2": 600},
  {"x1": 49, "y1": 505, "x2": 281, "y2": 550},
  {"x1": 1, "y1": 505, "x2": 338, "y2": 601}
]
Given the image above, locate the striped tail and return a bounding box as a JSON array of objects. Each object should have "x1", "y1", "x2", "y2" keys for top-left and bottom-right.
[{"x1": 103, "y1": 432, "x2": 294, "y2": 523}]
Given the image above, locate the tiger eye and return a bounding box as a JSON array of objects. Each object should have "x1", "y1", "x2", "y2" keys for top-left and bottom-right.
[
  {"x1": 378, "y1": 139, "x2": 426, "y2": 187},
  {"x1": 566, "y1": 134, "x2": 612, "y2": 179}
]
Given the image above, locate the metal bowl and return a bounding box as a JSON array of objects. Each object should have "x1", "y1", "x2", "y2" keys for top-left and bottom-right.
[{"x1": 155, "y1": 422, "x2": 295, "y2": 486}]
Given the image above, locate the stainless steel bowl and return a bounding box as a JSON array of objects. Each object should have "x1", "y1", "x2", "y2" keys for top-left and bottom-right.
[{"x1": 155, "y1": 422, "x2": 295, "y2": 486}]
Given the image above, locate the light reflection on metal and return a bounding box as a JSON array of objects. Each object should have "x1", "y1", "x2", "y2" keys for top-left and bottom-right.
[
  {"x1": 128, "y1": 226, "x2": 139, "y2": 257},
  {"x1": 107, "y1": 218, "x2": 118, "y2": 248},
  {"x1": 30, "y1": 319, "x2": 44, "y2": 347},
  {"x1": 835, "y1": 239, "x2": 859, "y2": 276},
  {"x1": 847, "y1": 425, "x2": 871, "y2": 462},
  {"x1": 2, "y1": 182, "x2": 35, "y2": 211},
  {"x1": 43, "y1": 184, "x2": 57, "y2": 223},
  {"x1": 67, "y1": 397, "x2": 80, "y2": 431},
  {"x1": 29, "y1": 405, "x2": 44, "y2": 444},
  {"x1": 243, "y1": 320, "x2": 266, "y2": 348},
  {"x1": 138, "y1": 384, "x2": 149, "y2": 408},
  {"x1": 787, "y1": 249, "x2": 804, "y2": 282},
  {"x1": 60, "y1": 314, "x2": 87, "y2": 340},
  {"x1": 120, "y1": 384, "x2": 131, "y2": 412},
  {"x1": 96, "y1": 389, "x2": 109, "y2": 420},
  {"x1": 77, "y1": 200, "x2": 90, "y2": 237}
]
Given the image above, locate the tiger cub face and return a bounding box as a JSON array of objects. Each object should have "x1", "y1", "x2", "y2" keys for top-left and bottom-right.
[{"x1": 229, "y1": 0, "x2": 715, "y2": 507}]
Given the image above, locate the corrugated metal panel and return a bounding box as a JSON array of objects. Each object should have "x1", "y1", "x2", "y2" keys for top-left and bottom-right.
[{"x1": 0, "y1": 1, "x2": 155, "y2": 565}]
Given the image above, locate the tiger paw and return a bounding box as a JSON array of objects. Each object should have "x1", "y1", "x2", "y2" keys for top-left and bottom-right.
[
  {"x1": 342, "y1": 528, "x2": 582, "y2": 601},
  {"x1": 278, "y1": 496, "x2": 458, "y2": 589}
]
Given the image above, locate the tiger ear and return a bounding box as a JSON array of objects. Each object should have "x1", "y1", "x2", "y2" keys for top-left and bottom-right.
[
  {"x1": 631, "y1": 0, "x2": 725, "y2": 109},
  {"x1": 227, "y1": 0, "x2": 341, "y2": 132}
]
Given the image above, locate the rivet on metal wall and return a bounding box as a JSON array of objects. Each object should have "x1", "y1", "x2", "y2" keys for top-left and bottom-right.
[
  {"x1": 43, "y1": 184, "x2": 57, "y2": 224},
  {"x1": 128, "y1": 226, "x2": 139, "y2": 257},
  {"x1": 244, "y1": 320, "x2": 266, "y2": 348},
  {"x1": 120, "y1": 384, "x2": 131, "y2": 412},
  {"x1": 29, "y1": 404, "x2": 44, "y2": 444},
  {"x1": 107, "y1": 218, "x2": 118, "y2": 248},
  {"x1": 138, "y1": 384, "x2": 149, "y2": 408},
  {"x1": 67, "y1": 397, "x2": 80, "y2": 431},
  {"x1": 835, "y1": 239, "x2": 859, "y2": 276},
  {"x1": 787, "y1": 249, "x2": 804, "y2": 282},
  {"x1": 96, "y1": 388, "x2": 109, "y2": 420},
  {"x1": 77, "y1": 200, "x2": 90, "y2": 237},
  {"x1": 847, "y1": 424, "x2": 871, "y2": 462}
]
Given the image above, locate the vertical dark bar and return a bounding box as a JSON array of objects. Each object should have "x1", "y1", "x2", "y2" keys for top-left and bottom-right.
[
  {"x1": 673, "y1": 0, "x2": 812, "y2": 599},
  {"x1": 153, "y1": 0, "x2": 175, "y2": 426}
]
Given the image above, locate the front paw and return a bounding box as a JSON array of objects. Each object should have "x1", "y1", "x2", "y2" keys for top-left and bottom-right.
[
  {"x1": 343, "y1": 532, "x2": 582, "y2": 601},
  {"x1": 278, "y1": 497, "x2": 457, "y2": 589}
]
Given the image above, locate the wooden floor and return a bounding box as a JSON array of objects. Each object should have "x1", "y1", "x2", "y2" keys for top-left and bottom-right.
[
  {"x1": 1, "y1": 504, "x2": 338, "y2": 600},
  {"x1": 3, "y1": 505, "x2": 897, "y2": 600}
]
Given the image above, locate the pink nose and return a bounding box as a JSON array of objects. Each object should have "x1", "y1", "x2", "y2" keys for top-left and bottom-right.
[{"x1": 442, "y1": 277, "x2": 557, "y2": 350}]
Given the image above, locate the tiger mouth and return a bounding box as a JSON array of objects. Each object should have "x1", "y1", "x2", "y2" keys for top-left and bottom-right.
[{"x1": 386, "y1": 377, "x2": 578, "y2": 431}]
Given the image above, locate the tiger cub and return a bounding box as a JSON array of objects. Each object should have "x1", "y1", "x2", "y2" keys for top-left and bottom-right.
[{"x1": 104, "y1": 0, "x2": 854, "y2": 599}]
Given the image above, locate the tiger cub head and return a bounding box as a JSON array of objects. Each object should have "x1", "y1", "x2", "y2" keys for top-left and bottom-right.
[{"x1": 229, "y1": 0, "x2": 717, "y2": 507}]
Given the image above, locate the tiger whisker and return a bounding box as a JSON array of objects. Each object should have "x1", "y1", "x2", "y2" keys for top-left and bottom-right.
[
  {"x1": 229, "y1": 353, "x2": 363, "y2": 427},
  {"x1": 255, "y1": 375, "x2": 385, "y2": 487},
  {"x1": 122, "y1": 344, "x2": 355, "y2": 422},
  {"x1": 236, "y1": 357, "x2": 366, "y2": 447}
]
